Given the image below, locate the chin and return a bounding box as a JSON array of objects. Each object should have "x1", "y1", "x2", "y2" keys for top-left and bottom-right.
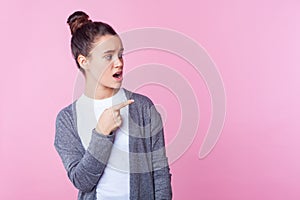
[
  {"x1": 110, "y1": 83, "x2": 122, "y2": 89},
  {"x1": 101, "y1": 81, "x2": 122, "y2": 89}
]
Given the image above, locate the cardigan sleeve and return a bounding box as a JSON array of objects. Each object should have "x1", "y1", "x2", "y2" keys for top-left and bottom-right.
[
  {"x1": 54, "y1": 108, "x2": 115, "y2": 193},
  {"x1": 150, "y1": 106, "x2": 173, "y2": 200}
]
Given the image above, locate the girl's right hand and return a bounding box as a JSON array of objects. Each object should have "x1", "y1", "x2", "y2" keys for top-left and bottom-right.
[{"x1": 95, "y1": 99, "x2": 134, "y2": 135}]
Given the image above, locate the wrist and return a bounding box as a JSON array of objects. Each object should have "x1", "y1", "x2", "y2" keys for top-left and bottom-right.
[{"x1": 96, "y1": 127, "x2": 111, "y2": 135}]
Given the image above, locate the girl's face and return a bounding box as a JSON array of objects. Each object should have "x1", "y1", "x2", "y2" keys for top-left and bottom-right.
[{"x1": 85, "y1": 34, "x2": 124, "y2": 90}]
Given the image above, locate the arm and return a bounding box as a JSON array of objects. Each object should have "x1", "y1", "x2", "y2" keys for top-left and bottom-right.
[
  {"x1": 150, "y1": 107, "x2": 173, "y2": 200},
  {"x1": 54, "y1": 109, "x2": 115, "y2": 192}
]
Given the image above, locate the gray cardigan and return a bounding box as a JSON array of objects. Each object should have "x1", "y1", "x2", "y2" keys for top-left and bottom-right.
[{"x1": 54, "y1": 88, "x2": 172, "y2": 199}]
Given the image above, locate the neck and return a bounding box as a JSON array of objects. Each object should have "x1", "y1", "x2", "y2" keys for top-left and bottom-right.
[{"x1": 84, "y1": 79, "x2": 119, "y2": 100}]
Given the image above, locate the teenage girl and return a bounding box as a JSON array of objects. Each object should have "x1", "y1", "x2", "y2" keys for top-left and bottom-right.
[{"x1": 54, "y1": 11, "x2": 172, "y2": 200}]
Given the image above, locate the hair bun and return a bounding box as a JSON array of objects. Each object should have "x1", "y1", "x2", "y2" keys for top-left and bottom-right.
[{"x1": 67, "y1": 11, "x2": 92, "y2": 35}]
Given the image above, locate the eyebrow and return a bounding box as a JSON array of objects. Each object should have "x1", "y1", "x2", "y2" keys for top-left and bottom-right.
[{"x1": 103, "y1": 47, "x2": 124, "y2": 54}]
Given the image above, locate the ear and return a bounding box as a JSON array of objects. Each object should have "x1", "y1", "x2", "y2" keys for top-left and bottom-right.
[{"x1": 77, "y1": 54, "x2": 89, "y2": 70}]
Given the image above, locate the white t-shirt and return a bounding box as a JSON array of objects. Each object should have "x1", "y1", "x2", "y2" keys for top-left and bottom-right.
[{"x1": 76, "y1": 88, "x2": 130, "y2": 200}]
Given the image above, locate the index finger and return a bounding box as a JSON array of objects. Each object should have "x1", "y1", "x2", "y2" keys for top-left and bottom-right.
[{"x1": 112, "y1": 99, "x2": 134, "y2": 111}]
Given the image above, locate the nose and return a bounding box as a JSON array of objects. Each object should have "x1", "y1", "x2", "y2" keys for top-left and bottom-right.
[{"x1": 114, "y1": 57, "x2": 123, "y2": 68}]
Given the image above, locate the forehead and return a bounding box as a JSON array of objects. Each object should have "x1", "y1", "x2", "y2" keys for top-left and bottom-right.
[{"x1": 90, "y1": 35, "x2": 123, "y2": 54}]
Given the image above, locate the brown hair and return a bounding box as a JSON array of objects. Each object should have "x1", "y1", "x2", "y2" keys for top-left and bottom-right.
[{"x1": 67, "y1": 11, "x2": 117, "y2": 74}]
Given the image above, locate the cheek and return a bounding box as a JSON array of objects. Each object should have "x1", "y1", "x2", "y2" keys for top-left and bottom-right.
[
  {"x1": 90, "y1": 60, "x2": 111, "y2": 77},
  {"x1": 100, "y1": 64, "x2": 113, "y2": 80}
]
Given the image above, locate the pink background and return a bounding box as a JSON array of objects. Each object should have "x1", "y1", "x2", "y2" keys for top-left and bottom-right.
[{"x1": 1, "y1": 0, "x2": 300, "y2": 199}]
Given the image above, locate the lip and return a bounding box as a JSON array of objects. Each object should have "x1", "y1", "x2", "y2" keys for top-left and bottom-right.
[{"x1": 112, "y1": 71, "x2": 123, "y2": 82}]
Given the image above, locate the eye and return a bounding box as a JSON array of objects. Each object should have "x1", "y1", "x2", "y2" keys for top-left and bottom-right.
[
  {"x1": 104, "y1": 54, "x2": 113, "y2": 60},
  {"x1": 118, "y1": 53, "x2": 124, "y2": 59}
]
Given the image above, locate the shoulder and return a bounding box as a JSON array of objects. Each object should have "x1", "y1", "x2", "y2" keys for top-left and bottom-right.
[
  {"x1": 54, "y1": 100, "x2": 84, "y2": 154},
  {"x1": 55, "y1": 100, "x2": 77, "y2": 129},
  {"x1": 122, "y1": 88, "x2": 154, "y2": 107},
  {"x1": 54, "y1": 100, "x2": 79, "y2": 146},
  {"x1": 122, "y1": 88, "x2": 162, "y2": 123}
]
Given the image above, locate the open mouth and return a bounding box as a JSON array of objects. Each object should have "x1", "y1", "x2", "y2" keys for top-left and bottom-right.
[{"x1": 112, "y1": 71, "x2": 123, "y2": 80}]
